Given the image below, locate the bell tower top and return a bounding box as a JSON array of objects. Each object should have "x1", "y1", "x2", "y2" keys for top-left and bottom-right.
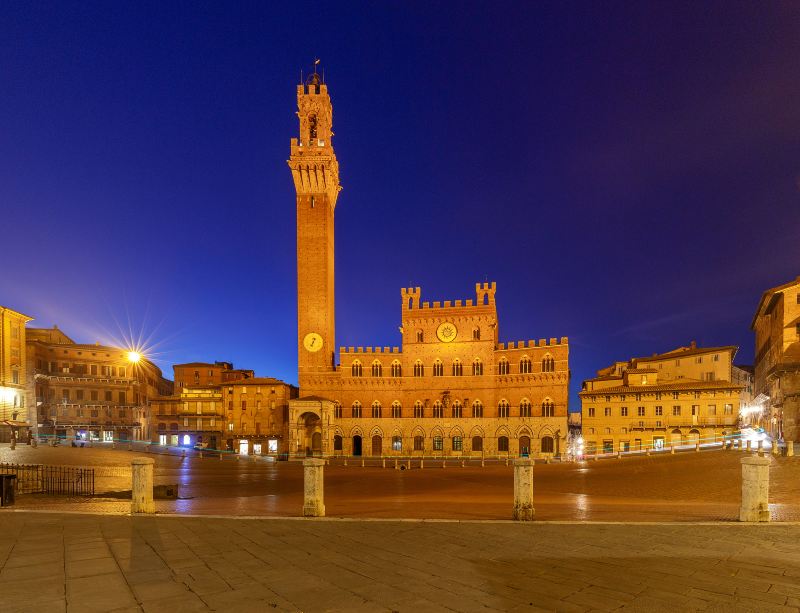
[{"x1": 289, "y1": 68, "x2": 340, "y2": 208}]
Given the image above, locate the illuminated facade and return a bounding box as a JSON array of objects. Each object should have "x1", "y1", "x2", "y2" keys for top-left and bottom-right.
[
  {"x1": 288, "y1": 73, "x2": 569, "y2": 459},
  {"x1": 579, "y1": 343, "x2": 742, "y2": 454},
  {"x1": 751, "y1": 275, "x2": 800, "y2": 442},
  {"x1": 26, "y1": 326, "x2": 172, "y2": 442},
  {"x1": 0, "y1": 306, "x2": 34, "y2": 442},
  {"x1": 150, "y1": 375, "x2": 297, "y2": 455}
]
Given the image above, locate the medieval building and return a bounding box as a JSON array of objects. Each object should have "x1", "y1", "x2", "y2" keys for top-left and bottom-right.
[{"x1": 287, "y1": 73, "x2": 570, "y2": 459}]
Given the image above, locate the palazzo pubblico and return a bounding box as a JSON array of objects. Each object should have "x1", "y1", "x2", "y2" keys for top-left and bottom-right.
[{"x1": 287, "y1": 73, "x2": 569, "y2": 459}]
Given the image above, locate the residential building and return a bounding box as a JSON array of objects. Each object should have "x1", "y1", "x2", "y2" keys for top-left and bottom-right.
[
  {"x1": 751, "y1": 275, "x2": 800, "y2": 442},
  {"x1": 26, "y1": 326, "x2": 172, "y2": 442},
  {"x1": 580, "y1": 342, "x2": 742, "y2": 455},
  {"x1": 172, "y1": 362, "x2": 254, "y2": 390},
  {"x1": 0, "y1": 306, "x2": 34, "y2": 442}
]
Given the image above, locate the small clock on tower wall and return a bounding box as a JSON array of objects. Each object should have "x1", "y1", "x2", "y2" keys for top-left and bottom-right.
[
  {"x1": 436, "y1": 322, "x2": 458, "y2": 343},
  {"x1": 303, "y1": 332, "x2": 323, "y2": 352}
]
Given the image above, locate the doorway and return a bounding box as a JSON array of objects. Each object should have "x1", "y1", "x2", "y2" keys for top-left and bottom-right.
[
  {"x1": 352, "y1": 435, "x2": 362, "y2": 456},
  {"x1": 371, "y1": 435, "x2": 382, "y2": 456},
  {"x1": 519, "y1": 435, "x2": 531, "y2": 456}
]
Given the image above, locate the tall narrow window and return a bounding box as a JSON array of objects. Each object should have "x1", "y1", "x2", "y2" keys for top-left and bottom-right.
[
  {"x1": 351, "y1": 361, "x2": 363, "y2": 377},
  {"x1": 414, "y1": 401, "x2": 424, "y2": 418},
  {"x1": 519, "y1": 358, "x2": 532, "y2": 374},
  {"x1": 433, "y1": 360, "x2": 443, "y2": 377},
  {"x1": 433, "y1": 401, "x2": 443, "y2": 418},
  {"x1": 334, "y1": 402, "x2": 342, "y2": 419},
  {"x1": 472, "y1": 327, "x2": 480, "y2": 340},
  {"x1": 416, "y1": 330, "x2": 424, "y2": 343},
  {"x1": 308, "y1": 114, "x2": 317, "y2": 141},
  {"x1": 472, "y1": 359, "x2": 483, "y2": 376},
  {"x1": 498, "y1": 358, "x2": 509, "y2": 375},
  {"x1": 498, "y1": 399, "x2": 510, "y2": 418}
]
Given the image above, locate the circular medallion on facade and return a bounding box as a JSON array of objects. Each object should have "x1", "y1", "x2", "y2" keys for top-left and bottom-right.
[
  {"x1": 436, "y1": 322, "x2": 458, "y2": 343},
  {"x1": 303, "y1": 332, "x2": 324, "y2": 352}
]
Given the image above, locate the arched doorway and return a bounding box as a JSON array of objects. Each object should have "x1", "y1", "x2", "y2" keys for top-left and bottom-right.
[
  {"x1": 541, "y1": 436, "x2": 554, "y2": 453},
  {"x1": 670, "y1": 428, "x2": 682, "y2": 447},
  {"x1": 688, "y1": 429, "x2": 700, "y2": 445},
  {"x1": 372, "y1": 435, "x2": 382, "y2": 456},
  {"x1": 519, "y1": 435, "x2": 531, "y2": 456},
  {"x1": 298, "y1": 412, "x2": 322, "y2": 456},
  {"x1": 352, "y1": 435, "x2": 362, "y2": 456}
]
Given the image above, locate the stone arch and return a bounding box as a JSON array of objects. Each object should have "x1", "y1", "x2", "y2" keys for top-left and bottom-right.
[
  {"x1": 449, "y1": 425, "x2": 465, "y2": 438},
  {"x1": 495, "y1": 425, "x2": 511, "y2": 438},
  {"x1": 430, "y1": 425, "x2": 444, "y2": 438},
  {"x1": 537, "y1": 424, "x2": 555, "y2": 438},
  {"x1": 469, "y1": 425, "x2": 485, "y2": 438},
  {"x1": 411, "y1": 425, "x2": 425, "y2": 438},
  {"x1": 369, "y1": 426, "x2": 384, "y2": 438},
  {"x1": 514, "y1": 424, "x2": 533, "y2": 438},
  {"x1": 349, "y1": 426, "x2": 364, "y2": 437}
]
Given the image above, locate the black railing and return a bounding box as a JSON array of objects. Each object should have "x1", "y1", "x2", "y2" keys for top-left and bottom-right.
[{"x1": 0, "y1": 463, "x2": 95, "y2": 496}]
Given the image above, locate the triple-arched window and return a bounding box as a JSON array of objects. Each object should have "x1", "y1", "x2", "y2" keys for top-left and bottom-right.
[
  {"x1": 472, "y1": 358, "x2": 483, "y2": 376},
  {"x1": 452, "y1": 359, "x2": 463, "y2": 377},
  {"x1": 333, "y1": 401, "x2": 342, "y2": 419},
  {"x1": 542, "y1": 355, "x2": 555, "y2": 372},
  {"x1": 352, "y1": 401, "x2": 362, "y2": 418},
  {"x1": 391, "y1": 401, "x2": 402, "y2": 419},
  {"x1": 519, "y1": 357, "x2": 532, "y2": 374},
  {"x1": 371, "y1": 361, "x2": 382, "y2": 377},
  {"x1": 351, "y1": 361, "x2": 363, "y2": 377},
  {"x1": 372, "y1": 401, "x2": 382, "y2": 419},
  {"x1": 451, "y1": 400, "x2": 463, "y2": 418},
  {"x1": 413, "y1": 361, "x2": 424, "y2": 377},
  {"x1": 520, "y1": 398, "x2": 532, "y2": 418},
  {"x1": 498, "y1": 399, "x2": 510, "y2": 418},
  {"x1": 498, "y1": 358, "x2": 509, "y2": 375},
  {"x1": 541, "y1": 399, "x2": 555, "y2": 417},
  {"x1": 413, "y1": 401, "x2": 424, "y2": 418},
  {"x1": 433, "y1": 360, "x2": 443, "y2": 377},
  {"x1": 432, "y1": 401, "x2": 444, "y2": 418},
  {"x1": 472, "y1": 400, "x2": 483, "y2": 418},
  {"x1": 391, "y1": 361, "x2": 402, "y2": 377}
]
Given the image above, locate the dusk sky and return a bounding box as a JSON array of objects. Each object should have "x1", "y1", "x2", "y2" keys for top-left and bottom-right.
[{"x1": 2, "y1": 2, "x2": 798, "y2": 411}]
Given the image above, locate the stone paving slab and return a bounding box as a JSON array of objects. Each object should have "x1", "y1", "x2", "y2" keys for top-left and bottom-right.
[{"x1": 1, "y1": 512, "x2": 800, "y2": 612}]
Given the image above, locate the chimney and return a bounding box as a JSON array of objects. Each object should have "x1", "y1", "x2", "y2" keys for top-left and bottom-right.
[{"x1": 690, "y1": 340, "x2": 697, "y2": 349}]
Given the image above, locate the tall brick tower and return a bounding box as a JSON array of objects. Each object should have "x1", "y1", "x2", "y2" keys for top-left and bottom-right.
[{"x1": 289, "y1": 71, "x2": 340, "y2": 386}]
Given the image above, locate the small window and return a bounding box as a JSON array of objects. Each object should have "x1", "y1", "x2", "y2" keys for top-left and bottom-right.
[
  {"x1": 541, "y1": 436, "x2": 554, "y2": 453},
  {"x1": 672, "y1": 405, "x2": 681, "y2": 416},
  {"x1": 604, "y1": 407, "x2": 611, "y2": 417},
  {"x1": 541, "y1": 399, "x2": 554, "y2": 417},
  {"x1": 637, "y1": 406, "x2": 645, "y2": 417},
  {"x1": 588, "y1": 407, "x2": 595, "y2": 417},
  {"x1": 655, "y1": 406, "x2": 663, "y2": 416},
  {"x1": 472, "y1": 328, "x2": 480, "y2": 340},
  {"x1": 416, "y1": 330, "x2": 424, "y2": 343},
  {"x1": 620, "y1": 407, "x2": 628, "y2": 417},
  {"x1": 333, "y1": 435, "x2": 343, "y2": 451},
  {"x1": 472, "y1": 436, "x2": 483, "y2": 452},
  {"x1": 392, "y1": 436, "x2": 402, "y2": 451}
]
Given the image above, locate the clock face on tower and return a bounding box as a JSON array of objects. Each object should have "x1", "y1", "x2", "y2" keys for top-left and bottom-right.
[
  {"x1": 303, "y1": 332, "x2": 323, "y2": 353},
  {"x1": 436, "y1": 322, "x2": 458, "y2": 343}
]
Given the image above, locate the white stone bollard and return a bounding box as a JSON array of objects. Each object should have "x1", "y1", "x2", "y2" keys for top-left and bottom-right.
[
  {"x1": 746, "y1": 440, "x2": 752, "y2": 451},
  {"x1": 343, "y1": 458, "x2": 347, "y2": 466},
  {"x1": 787, "y1": 441, "x2": 794, "y2": 457},
  {"x1": 406, "y1": 459, "x2": 411, "y2": 470},
  {"x1": 512, "y1": 458, "x2": 535, "y2": 521},
  {"x1": 131, "y1": 458, "x2": 155, "y2": 514},
  {"x1": 695, "y1": 442, "x2": 700, "y2": 453},
  {"x1": 361, "y1": 458, "x2": 365, "y2": 467},
  {"x1": 771, "y1": 442, "x2": 779, "y2": 456},
  {"x1": 739, "y1": 456, "x2": 770, "y2": 522},
  {"x1": 671, "y1": 446, "x2": 675, "y2": 455},
  {"x1": 302, "y1": 458, "x2": 325, "y2": 517}
]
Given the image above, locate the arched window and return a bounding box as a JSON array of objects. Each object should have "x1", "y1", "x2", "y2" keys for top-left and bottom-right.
[
  {"x1": 371, "y1": 401, "x2": 382, "y2": 419},
  {"x1": 472, "y1": 436, "x2": 483, "y2": 452},
  {"x1": 333, "y1": 435, "x2": 343, "y2": 451},
  {"x1": 157, "y1": 422, "x2": 166, "y2": 431},
  {"x1": 541, "y1": 399, "x2": 555, "y2": 417},
  {"x1": 472, "y1": 400, "x2": 483, "y2": 418},
  {"x1": 351, "y1": 361, "x2": 363, "y2": 377},
  {"x1": 541, "y1": 436, "x2": 554, "y2": 453},
  {"x1": 452, "y1": 359, "x2": 463, "y2": 377},
  {"x1": 351, "y1": 401, "x2": 362, "y2": 418},
  {"x1": 472, "y1": 327, "x2": 480, "y2": 340},
  {"x1": 451, "y1": 400, "x2": 463, "y2": 418},
  {"x1": 333, "y1": 401, "x2": 342, "y2": 419},
  {"x1": 452, "y1": 436, "x2": 463, "y2": 451},
  {"x1": 416, "y1": 330, "x2": 424, "y2": 343},
  {"x1": 413, "y1": 435, "x2": 424, "y2": 450},
  {"x1": 371, "y1": 361, "x2": 382, "y2": 377},
  {"x1": 414, "y1": 401, "x2": 424, "y2": 418},
  {"x1": 308, "y1": 114, "x2": 317, "y2": 141},
  {"x1": 472, "y1": 358, "x2": 483, "y2": 376},
  {"x1": 542, "y1": 355, "x2": 555, "y2": 372},
  {"x1": 498, "y1": 399, "x2": 510, "y2": 418},
  {"x1": 433, "y1": 435, "x2": 443, "y2": 450},
  {"x1": 498, "y1": 436, "x2": 509, "y2": 452},
  {"x1": 391, "y1": 361, "x2": 402, "y2": 377},
  {"x1": 520, "y1": 398, "x2": 532, "y2": 418},
  {"x1": 433, "y1": 401, "x2": 444, "y2": 418},
  {"x1": 413, "y1": 360, "x2": 424, "y2": 377},
  {"x1": 391, "y1": 401, "x2": 402, "y2": 419},
  {"x1": 498, "y1": 358, "x2": 509, "y2": 375},
  {"x1": 519, "y1": 357, "x2": 532, "y2": 374},
  {"x1": 433, "y1": 360, "x2": 443, "y2": 377},
  {"x1": 392, "y1": 436, "x2": 402, "y2": 451}
]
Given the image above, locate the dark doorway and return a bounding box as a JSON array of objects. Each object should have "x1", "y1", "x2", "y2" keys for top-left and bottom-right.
[
  {"x1": 519, "y1": 435, "x2": 531, "y2": 456},
  {"x1": 352, "y1": 435, "x2": 362, "y2": 456}
]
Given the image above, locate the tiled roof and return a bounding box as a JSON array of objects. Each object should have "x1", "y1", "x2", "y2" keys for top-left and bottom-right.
[
  {"x1": 579, "y1": 379, "x2": 743, "y2": 396},
  {"x1": 632, "y1": 346, "x2": 737, "y2": 363}
]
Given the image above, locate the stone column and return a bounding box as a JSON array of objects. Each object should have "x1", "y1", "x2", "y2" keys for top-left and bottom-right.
[
  {"x1": 302, "y1": 458, "x2": 325, "y2": 517},
  {"x1": 739, "y1": 456, "x2": 770, "y2": 522},
  {"x1": 787, "y1": 441, "x2": 794, "y2": 457},
  {"x1": 512, "y1": 458, "x2": 535, "y2": 521},
  {"x1": 131, "y1": 458, "x2": 155, "y2": 514}
]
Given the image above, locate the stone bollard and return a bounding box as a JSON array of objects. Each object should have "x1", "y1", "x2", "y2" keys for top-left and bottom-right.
[
  {"x1": 787, "y1": 441, "x2": 794, "y2": 457},
  {"x1": 219, "y1": 452, "x2": 223, "y2": 460},
  {"x1": 646, "y1": 448, "x2": 650, "y2": 456},
  {"x1": 10, "y1": 438, "x2": 15, "y2": 450},
  {"x1": 739, "y1": 456, "x2": 770, "y2": 522},
  {"x1": 671, "y1": 446, "x2": 675, "y2": 455},
  {"x1": 127, "y1": 443, "x2": 132, "y2": 451},
  {"x1": 394, "y1": 459, "x2": 398, "y2": 470},
  {"x1": 131, "y1": 458, "x2": 155, "y2": 514},
  {"x1": 771, "y1": 442, "x2": 779, "y2": 456},
  {"x1": 505, "y1": 458, "x2": 510, "y2": 466},
  {"x1": 695, "y1": 442, "x2": 700, "y2": 453},
  {"x1": 481, "y1": 457, "x2": 485, "y2": 467},
  {"x1": 343, "y1": 458, "x2": 348, "y2": 466},
  {"x1": 461, "y1": 459, "x2": 465, "y2": 467},
  {"x1": 617, "y1": 451, "x2": 622, "y2": 459},
  {"x1": 757, "y1": 440, "x2": 763, "y2": 452},
  {"x1": 406, "y1": 459, "x2": 411, "y2": 470},
  {"x1": 746, "y1": 440, "x2": 752, "y2": 451},
  {"x1": 361, "y1": 458, "x2": 365, "y2": 467},
  {"x1": 182, "y1": 449, "x2": 187, "y2": 459},
  {"x1": 442, "y1": 460, "x2": 446, "y2": 468},
  {"x1": 31, "y1": 438, "x2": 37, "y2": 448},
  {"x1": 302, "y1": 458, "x2": 326, "y2": 517},
  {"x1": 420, "y1": 458, "x2": 424, "y2": 469},
  {"x1": 199, "y1": 451, "x2": 203, "y2": 459},
  {"x1": 382, "y1": 458, "x2": 386, "y2": 468},
  {"x1": 593, "y1": 454, "x2": 598, "y2": 461},
  {"x1": 512, "y1": 458, "x2": 535, "y2": 521}
]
